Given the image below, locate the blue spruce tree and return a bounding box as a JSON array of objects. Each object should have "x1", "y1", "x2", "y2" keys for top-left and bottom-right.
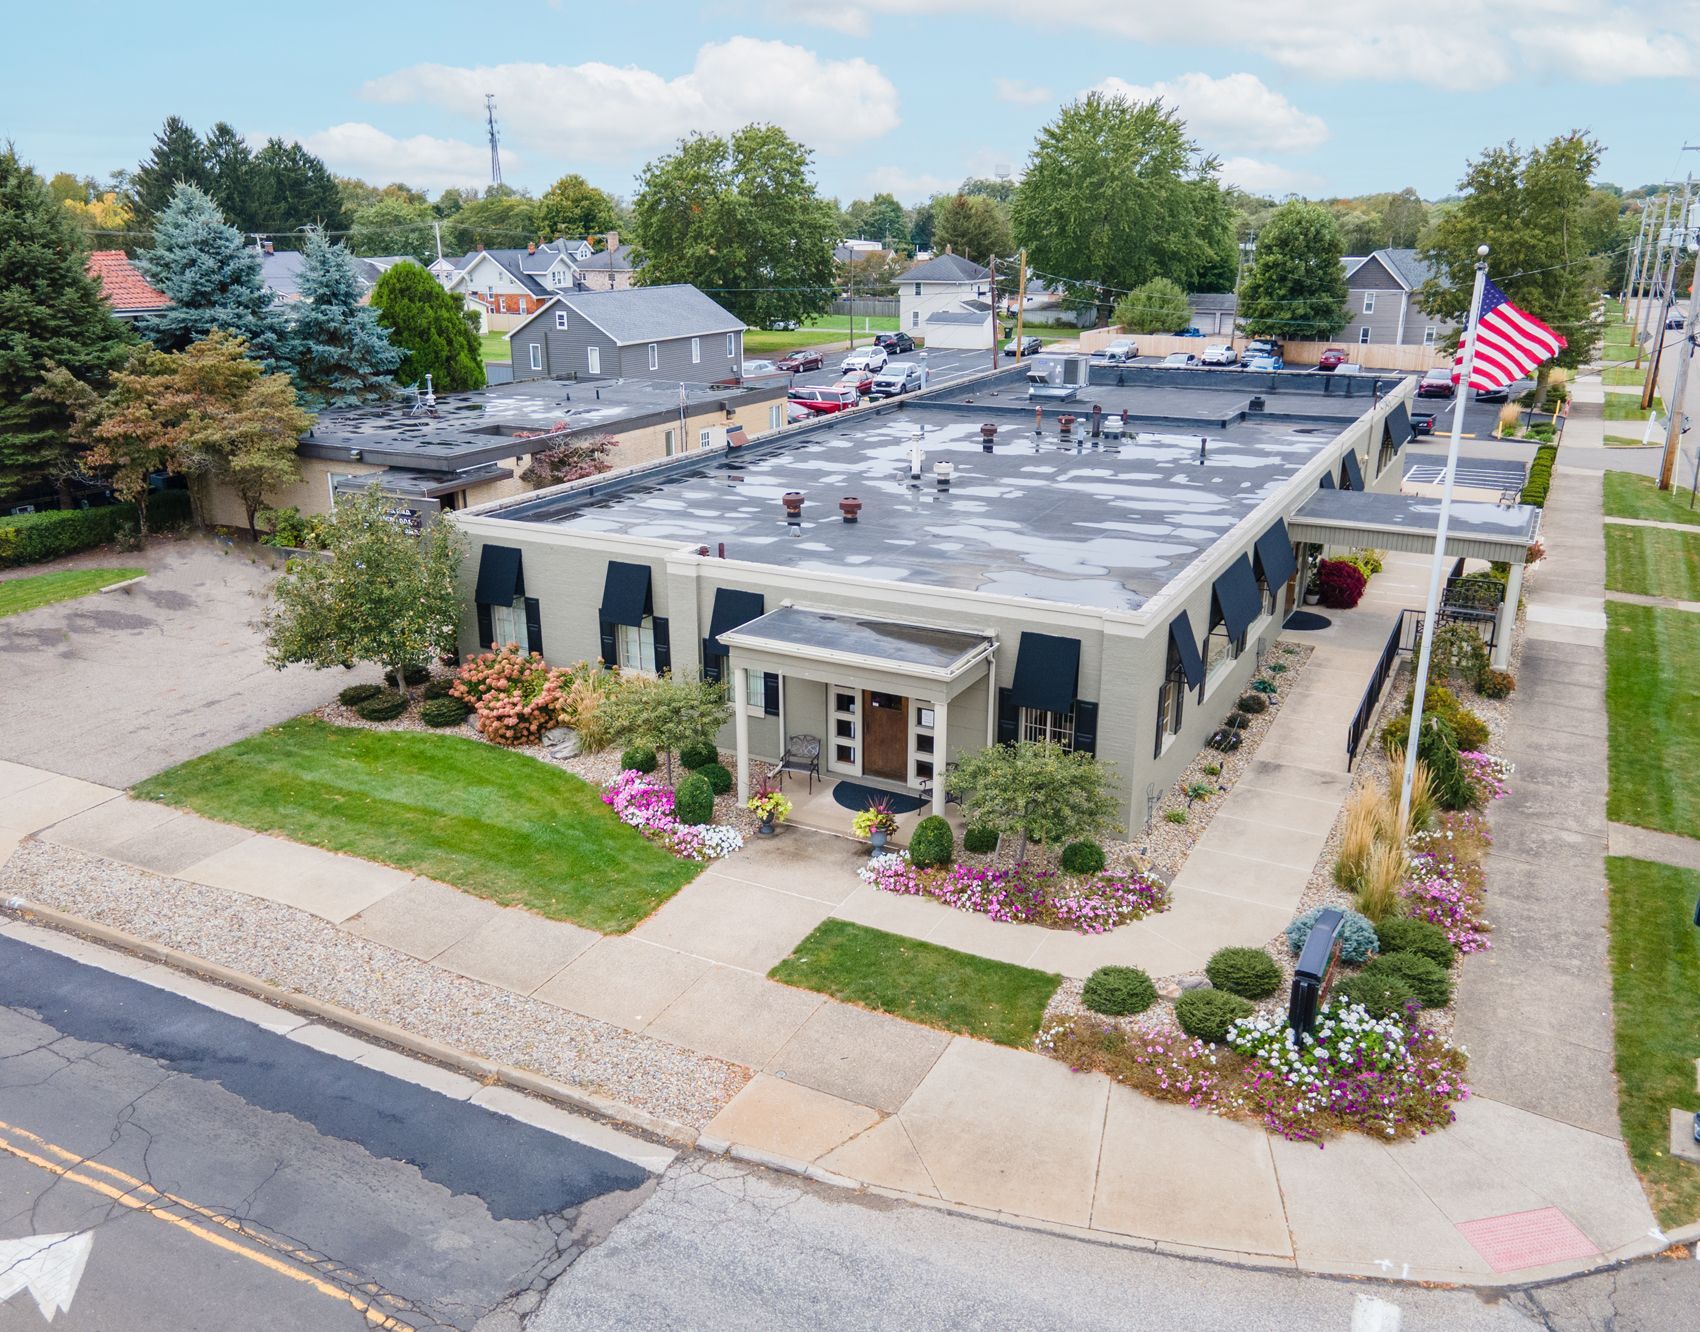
[
  {"x1": 283, "y1": 228, "x2": 401, "y2": 408},
  {"x1": 137, "y1": 183, "x2": 283, "y2": 366}
]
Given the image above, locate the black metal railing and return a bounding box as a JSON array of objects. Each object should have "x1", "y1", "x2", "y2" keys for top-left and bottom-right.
[{"x1": 1347, "y1": 616, "x2": 1407, "y2": 768}]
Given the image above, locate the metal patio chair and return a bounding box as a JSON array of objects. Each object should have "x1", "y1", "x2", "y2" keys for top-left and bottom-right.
[{"x1": 773, "y1": 735, "x2": 822, "y2": 792}]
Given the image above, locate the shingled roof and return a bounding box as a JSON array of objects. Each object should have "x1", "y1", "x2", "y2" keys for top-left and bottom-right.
[{"x1": 86, "y1": 250, "x2": 168, "y2": 313}]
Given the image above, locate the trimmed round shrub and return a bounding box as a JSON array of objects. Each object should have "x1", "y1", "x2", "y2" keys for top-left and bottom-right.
[
  {"x1": 1208, "y1": 729, "x2": 1244, "y2": 753},
  {"x1": 1205, "y1": 946, "x2": 1283, "y2": 1000},
  {"x1": 674, "y1": 773, "x2": 714, "y2": 826},
  {"x1": 1082, "y1": 965, "x2": 1157, "y2": 1017},
  {"x1": 1236, "y1": 693, "x2": 1267, "y2": 715},
  {"x1": 1360, "y1": 951, "x2": 1451, "y2": 1008},
  {"x1": 1316, "y1": 558, "x2": 1367, "y2": 609},
  {"x1": 1221, "y1": 712, "x2": 1251, "y2": 730},
  {"x1": 1374, "y1": 916, "x2": 1456, "y2": 971},
  {"x1": 1384, "y1": 685, "x2": 1489, "y2": 755},
  {"x1": 339, "y1": 682, "x2": 384, "y2": 707},
  {"x1": 1284, "y1": 905, "x2": 1379, "y2": 964},
  {"x1": 354, "y1": 689, "x2": 408, "y2": 722},
  {"x1": 420, "y1": 696, "x2": 470, "y2": 728},
  {"x1": 1250, "y1": 677, "x2": 1278, "y2": 694},
  {"x1": 1059, "y1": 839, "x2": 1106, "y2": 875},
  {"x1": 908, "y1": 815, "x2": 955, "y2": 869},
  {"x1": 1477, "y1": 668, "x2": 1516, "y2": 700},
  {"x1": 699, "y1": 761, "x2": 733, "y2": 795},
  {"x1": 383, "y1": 663, "x2": 432, "y2": 687},
  {"x1": 963, "y1": 824, "x2": 999, "y2": 854},
  {"x1": 1175, "y1": 988, "x2": 1254, "y2": 1044},
  {"x1": 422, "y1": 676, "x2": 458, "y2": 701},
  {"x1": 679, "y1": 740, "x2": 719, "y2": 771},
  {"x1": 620, "y1": 745, "x2": 657, "y2": 774},
  {"x1": 1333, "y1": 972, "x2": 1418, "y2": 1021}
]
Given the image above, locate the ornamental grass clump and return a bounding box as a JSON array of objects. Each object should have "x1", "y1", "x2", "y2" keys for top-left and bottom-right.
[
  {"x1": 1081, "y1": 965, "x2": 1157, "y2": 1016},
  {"x1": 1205, "y1": 946, "x2": 1283, "y2": 1000},
  {"x1": 1356, "y1": 840, "x2": 1406, "y2": 924},
  {"x1": 1333, "y1": 787, "x2": 1382, "y2": 892}
]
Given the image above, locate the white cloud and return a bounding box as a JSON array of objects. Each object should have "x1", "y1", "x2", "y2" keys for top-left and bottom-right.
[
  {"x1": 1087, "y1": 72, "x2": 1327, "y2": 154},
  {"x1": 1514, "y1": 26, "x2": 1694, "y2": 81},
  {"x1": 362, "y1": 39, "x2": 900, "y2": 162},
  {"x1": 861, "y1": 167, "x2": 957, "y2": 202},
  {"x1": 301, "y1": 123, "x2": 500, "y2": 192},
  {"x1": 995, "y1": 78, "x2": 1052, "y2": 106},
  {"x1": 1216, "y1": 156, "x2": 1322, "y2": 195}
]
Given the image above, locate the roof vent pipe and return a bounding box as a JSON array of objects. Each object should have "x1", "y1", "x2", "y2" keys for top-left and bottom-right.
[
  {"x1": 1091, "y1": 403, "x2": 1103, "y2": 438},
  {"x1": 909, "y1": 443, "x2": 923, "y2": 481},
  {"x1": 698, "y1": 544, "x2": 710, "y2": 557},
  {"x1": 717, "y1": 542, "x2": 726, "y2": 559},
  {"x1": 839, "y1": 496, "x2": 862, "y2": 523},
  {"x1": 934, "y1": 461, "x2": 952, "y2": 491},
  {"x1": 1198, "y1": 435, "x2": 1209, "y2": 465},
  {"x1": 980, "y1": 423, "x2": 997, "y2": 453}
]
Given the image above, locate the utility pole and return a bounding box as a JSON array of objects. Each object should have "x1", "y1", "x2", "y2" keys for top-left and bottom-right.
[
  {"x1": 1013, "y1": 248, "x2": 1028, "y2": 360},
  {"x1": 1644, "y1": 179, "x2": 1692, "y2": 412},
  {"x1": 846, "y1": 253, "x2": 855, "y2": 352},
  {"x1": 1624, "y1": 205, "x2": 1652, "y2": 327},
  {"x1": 485, "y1": 94, "x2": 503, "y2": 187},
  {"x1": 1637, "y1": 192, "x2": 1673, "y2": 370},
  {"x1": 1658, "y1": 156, "x2": 1700, "y2": 490},
  {"x1": 989, "y1": 255, "x2": 1000, "y2": 369}
]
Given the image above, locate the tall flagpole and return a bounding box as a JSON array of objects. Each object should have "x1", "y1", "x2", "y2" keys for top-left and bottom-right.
[{"x1": 1399, "y1": 244, "x2": 1490, "y2": 826}]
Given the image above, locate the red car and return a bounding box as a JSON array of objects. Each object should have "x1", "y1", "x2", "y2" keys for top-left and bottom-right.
[
  {"x1": 1317, "y1": 347, "x2": 1348, "y2": 371},
  {"x1": 776, "y1": 348, "x2": 825, "y2": 372},
  {"x1": 834, "y1": 370, "x2": 875, "y2": 396},
  {"x1": 1416, "y1": 367, "x2": 1457, "y2": 398},
  {"x1": 787, "y1": 386, "x2": 859, "y2": 416}
]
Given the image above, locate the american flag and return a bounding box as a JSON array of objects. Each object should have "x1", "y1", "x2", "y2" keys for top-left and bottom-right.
[{"x1": 1452, "y1": 277, "x2": 1567, "y2": 390}]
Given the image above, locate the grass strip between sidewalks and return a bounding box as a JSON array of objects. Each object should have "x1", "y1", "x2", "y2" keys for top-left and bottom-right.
[{"x1": 1605, "y1": 602, "x2": 1700, "y2": 838}]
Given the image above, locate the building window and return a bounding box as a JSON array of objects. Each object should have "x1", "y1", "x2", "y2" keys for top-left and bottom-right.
[
  {"x1": 663, "y1": 428, "x2": 676, "y2": 456},
  {"x1": 1019, "y1": 705, "x2": 1075, "y2": 748},
  {"x1": 587, "y1": 346, "x2": 600, "y2": 374},
  {"x1": 616, "y1": 619, "x2": 657, "y2": 674},
  {"x1": 489, "y1": 596, "x2": 525, "y2": 647},
  {"x1": 769, "y1": 404, "x2": 782, "y2": 430},
  {"x1": 1358, "y1": 325, "x2": 1372, "y2": 344},
  {"x1": 1155, "y1": 647, "x2": 1186, "y2": 755},
  {"x1": 914, "y1": 283, "x2": 922, "y2": 296},
  {"x1": 698, "y1": 429, "x2": 712, "y2": 450},
  {"x1": 647, "y1": 343, "x2": 659, "y2": 370},
  {"x1": 555, "y1": 311, "x2": 568, "y2": 330},
  {"x1": 1204, "y1": 619, "x2": 1244, "y2": 684},
  {"x1": 726, "y1": 333, "x2": 735, "y2": 358},
  {"x1": 743, "y1": 670, "x2": 765, "y2": 713},
  {"x1": 911, "y1": 311, "x2": 919, "y2": 328},
  {"x1": 528, "y1": 342, "x2": 542, "y2": 371},
  {"x1": 1362, "y1": 292, "x2": 1376, "y2": 314},
  {"x1": 1422, "y1": 326, "x2": 1437, "y2": 347},
  {"x1": 691, "y1": 337, "x2": 701, "y2": 364}
]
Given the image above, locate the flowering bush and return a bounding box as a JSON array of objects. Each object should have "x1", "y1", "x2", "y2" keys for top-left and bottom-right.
[
  {"x1": 602, "y1": 769, "x2": 743, "y2": 862},
  {"x1": 1040, "y1": 1018, "x2": 1228, "y2": 1112},
  {"x1": 1460, "y1": 750, "x2": 1513, "y2": 802},
  {"x1": 1316, "y1": 558, "x2": 1367, "y2": 609},
  {"x1": 861, "y1": 853, "x2": 1168, "y2": 934},
  {"x1": 1404, "y1": 829, "x2": 1493, "y2": 953},
  {"x1": 451, "y1": 644, "x2": 575, "y2": 746}
]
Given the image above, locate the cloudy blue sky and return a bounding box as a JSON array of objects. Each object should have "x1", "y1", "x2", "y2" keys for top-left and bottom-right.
[{"x1": 5, "y1": 0, "x2": 1696, "y2": 207}]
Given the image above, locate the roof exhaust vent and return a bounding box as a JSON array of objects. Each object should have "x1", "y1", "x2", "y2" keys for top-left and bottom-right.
[
  {"x1": 782, "y1": 491, "x2": 805, "y2": 523},
  {"x1": 839, "y1": 496, "x2": 862, "y2": 523},
  {"x1": 1198, "y1": 435, "x2": 1209, "y2": 465},
  {"x1": 909, "y1": 442, "x2": 923, "y2": 481},
  {"x1": 934, "y1": 462, "x2": 952, "y2": 491},
  {"x1": 980, "y1": 423, "x2": 997, "y2": 453},
  {"x1": 1249, "y1": 395, "x2": 1266, "y2": 412}
]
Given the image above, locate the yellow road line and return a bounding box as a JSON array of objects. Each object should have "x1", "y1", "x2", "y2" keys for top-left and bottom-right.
[{"x1": 0, "y1": 1119, "x2": 413, "y2": 1330}]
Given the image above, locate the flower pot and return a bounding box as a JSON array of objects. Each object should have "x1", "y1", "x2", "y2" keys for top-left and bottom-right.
[
  {"x1": 869, "y1": 828, "x2": 888, "y2": 855},
  {"x1": 758, "y1": 812, "x2": 777, "y2": 837},
  {"x1": 1303, "y1": 589, "x2": 1321, "y2": 606}
]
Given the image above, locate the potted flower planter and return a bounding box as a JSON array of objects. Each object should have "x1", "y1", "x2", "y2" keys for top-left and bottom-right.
[
  {"x1": 869, "y1": 827, "x2": 889, "y2": 854},
  {"x1": 759, "y1": 810, "x2": 778, "y2": 837}
]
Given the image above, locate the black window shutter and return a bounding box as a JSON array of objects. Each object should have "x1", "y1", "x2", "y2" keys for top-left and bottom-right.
[
  {"x1": 762, "y1": 672, "x2": 780, "y2": 716},
  {"x1": 1072, "y1": 701, "x2": 1099, "y2": 756},
  {"x1": 524, "y1": 597, "x2": 543, "y2": 657},
  {"x1": 652, "y1": 617, "x2": 672, "y2": 676},
  {"x1": 477, "y1": 604, "x2": 494, "y2": 650},
  {"x1": 996, "y1": 686, "x2": 1018, "y2": 745},
  {"x1": 701, "y1": 641, "x2": 723, "y2": 682},
  {"x1": 598, "y1": 619, "x2": 617, "y2": 668}
]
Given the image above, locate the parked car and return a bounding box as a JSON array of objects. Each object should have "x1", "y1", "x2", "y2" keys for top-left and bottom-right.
[
  {"x1": 742, "y1": 359, "x2": 780, "y2": 376},
  {"x1": 873, "y1": 331, "x2": 916, "y2": 354},
  {"x1": 1175, "y1": 327, "x2": 1203, "y2": 338},
  {"x1": 1004, "y1": 334, "x2": 1044, "y2": 357},
  {"x1": 834, "y1": 370, "x2": 875, "y2": 396},
  {"x1": 787, "y1": 386, "x2": 859, "y2": 416},
  {"x1": 1669, "y1": 314, "x2": 1687, "y2": 330},
  {"x1": 776, "y1": 348, "x2": 825, "y2": 373},
  {"x1": 1416, "y1": 366, "x2": 1457, "y2": 398},
  {"x1": 1317, "y1": 347, "x2": 1348, "y2": 371},
  {"x1": 841, "y1": 346, "x2": 888, "y2": 373},
  {"x1": 767, "y1": 319, "x2": 799, "y2": 332},
  {"x1": 1200, "y1": 343, "x2": 1237, "y2": 366},
  {"x1": 868, "y1": 363, "x2": 925, "y2": 398},
  {"x1": 1162, "y1": 352, "x2": 1200, "y2": 368},
  {"x1": 1474, "y1": 384, "x2": 1509, "y2": 403},
  {"x1": 1242, "y1": 339, "x2": 1282, "y2": 361},
  {"x1": 1245, "y1": 354, "x2": 1283, "y2": 372},
  {"x1": 1411, "y1": 410, "x2": 1437, "y2": 436},
  {"x1": 786, "y1": 400, "x2": 815, "y2": 423},
  {"x1": 1090, "y1": 339, "x2": 1138, "y2": 363}
]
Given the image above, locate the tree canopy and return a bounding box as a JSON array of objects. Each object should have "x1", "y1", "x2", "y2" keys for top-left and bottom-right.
[
  {"x1": 443, "y1": 187, "x2": 538, "y2": 253},
  {"x1": 632, "y1": 123, "x2": 838, "y2": 327},
  {"x1": 949, "y1": 741, "x2": 1121, "y2": 862},
  {"x1": 1012, "y1": 93, "x2": 1236, "y2": 308},
  {"x1": 535, "y1": 174, "x2": 619, "y2": 242},
  {"x1": 1420, "y1": 134, "x2": 1607, "y2": 369},
  {"x1": 597, "y1": 673, "x2": 730, "y2": 783},
  {"x1": 1112, "y1": 277, "x2": 1191, "y2": 334},
  {"x1": 932, "y1": 194, "x2": 1014, "y2": 268},
  {"x1": 0, "y1": 146, "x2": 134, "y2": 502},
  {"x1": 843, "y1": 192, "x2": 906, "y2": 243},
  {"x1": 281, "y1": 228, "x2": 401, "y2": 409},
  {"x1": 349, "y1": 196, "x2": 437, "y2": 263},
  {"x1": 1238, "y1": 201, "x2": 1350, "y2": 340},
  {"x1": 369, "y1": 261, "x2": 485, "y2": 393}
]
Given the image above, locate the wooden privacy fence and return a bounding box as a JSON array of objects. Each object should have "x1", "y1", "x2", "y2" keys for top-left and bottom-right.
[{"x1": 1076, "y1": 326, "x2": 1449, "y2": 372}]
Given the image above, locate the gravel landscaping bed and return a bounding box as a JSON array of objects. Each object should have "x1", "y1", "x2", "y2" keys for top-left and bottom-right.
[{"x1": 1, "y1": 840, "x2": 750, "y2": 1129}]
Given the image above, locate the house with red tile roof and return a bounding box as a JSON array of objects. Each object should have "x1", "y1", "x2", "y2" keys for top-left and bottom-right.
[{"x1": 86, "y1": 250, "x2": 168, "y2": 321}]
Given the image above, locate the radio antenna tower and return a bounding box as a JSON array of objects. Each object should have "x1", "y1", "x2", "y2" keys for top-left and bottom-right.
[{"x1": 485, "y1": 94, "x2": 503, "y2": 186}]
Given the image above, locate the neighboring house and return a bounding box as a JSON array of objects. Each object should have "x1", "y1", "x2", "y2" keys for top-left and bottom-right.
[
  {"x1": 86, "y1": 250, "x2": 168, "y2": 322},
  {"x1": 570, "y1": 233, "x2": 638, "y2": 291},
  {"x1": 897, "y1": 251, "x2": 991, "y2": 337},
  {"x1": 1187, "y1": 293, "x2": 1238, "y2": 336},
  {"x1": 834, "y1": 239, "x2": 896, "y2": 264},
  {"x1": 252, "y1": 242, "x2": 382, "y2": 304},
  {"x1": 920, "y1": 306, "x2": 995, "y2": 350},
  {"x1": 437, "y1": 237, "x2": 612, "y2": 314},
  {"x1": 506, "y1": 284, "x2": 745, "y2": 383},
  {"x1": 1341, "y1": 249, "x2": 1453, "y2": 348}
]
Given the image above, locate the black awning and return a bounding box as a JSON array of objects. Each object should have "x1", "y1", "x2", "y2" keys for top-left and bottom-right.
[
  {"x1": 1341, "y1": 448, "x2": 1366, "y2": 492},
  {"x1": 1212, "y1": 555, "x2": 1262, "y2": 640},
  {"x1": 706, "y1": 588, "x2": 765, "y2": 654},
  {"x1": 600, "y1": 560, "x2": 653, "y2": 627},
  {"x1": 474, "y1": 545, "x2": 524, "y2": 605},
  {"x1": 1009, "y1": 631, "x2": 1080, "y2": 715},
  {"x1": 1318, "y1": 470, "x2": 1336, "y2": 490},
  {"x1": 1253, "y1": 518, "x2": 1298, "y2": 589},
  {"x1": 1168, "y1": 611, "x2": 1205, "y2": 689},
  {"x1": 1384, "y1": 401, "x2": 1412, "y2": 450}
]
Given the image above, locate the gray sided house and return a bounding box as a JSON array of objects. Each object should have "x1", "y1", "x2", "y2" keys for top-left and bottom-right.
[
  {"x1": 450, "y1": 358, "x2": 1537, "y2": 836},
  {"x1": 508, "y1": 285, "x2": 745, "y2": 384},
  {"x1": 1342, "y1": 249, "x2": 1454, "y2": 348}
]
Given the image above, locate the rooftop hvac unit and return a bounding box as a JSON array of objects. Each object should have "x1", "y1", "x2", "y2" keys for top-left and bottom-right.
[{"x1": 1025, "y1": 354, "x2": 1087, "y2": 401}]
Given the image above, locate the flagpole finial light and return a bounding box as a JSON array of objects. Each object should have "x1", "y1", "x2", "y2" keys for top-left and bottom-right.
[{"x1": 1477, "y1": 244, "x2": 1490, "y2": 259}]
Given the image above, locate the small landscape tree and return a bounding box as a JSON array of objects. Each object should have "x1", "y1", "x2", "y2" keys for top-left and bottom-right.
[
  {"x1": 597, "y1": 672, "x2": 730, "y2": 784},
  {"x1": 261, "y1": 486, "x2": 466, "y2": 692},
  {"x1": 369, "y1": 261, "x2": 485, "y2": 393},
  {"x1": 949, "y1": 741, "x2": 1121, "y2": 862},
  {"x1": 1112, "y1": 277, "x2": 1191, "y2": 334},
  {"x1": 518, "y1": 430, "x2": 615, "y2": 488},
  {"x1": 1238, "y1": 200, "x2": 1349, "y2": 340}
]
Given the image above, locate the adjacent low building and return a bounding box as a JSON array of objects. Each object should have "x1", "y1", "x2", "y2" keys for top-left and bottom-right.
[
  {"x1": 450, "y1": 358, "x2": 1535, "y2": 833},
  {"x1": 897, "y1": 252, "x2": 994, "y2": 348},
  {"x1": 1342, "y1": 249, "x2": 1454, "y2": 349},
  {"x1": 506, "y1": 285, "x2": 745, "y2": 384}
]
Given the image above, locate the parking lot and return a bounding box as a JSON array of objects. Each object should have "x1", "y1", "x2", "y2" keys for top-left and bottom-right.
[{"x1": 782, "y1": 345, "x2": 997, "y2": 395}]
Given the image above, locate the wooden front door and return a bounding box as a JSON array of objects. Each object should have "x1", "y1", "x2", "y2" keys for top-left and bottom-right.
[{"x1": 862, "y1": 690, "x2": 909, "y2": 781}]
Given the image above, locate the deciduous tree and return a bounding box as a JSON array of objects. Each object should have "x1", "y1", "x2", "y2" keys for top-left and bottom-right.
[
  {"x1": 1112, "y1": 277, "x2": 1191, "y2": 334},
  {"x1": 844, "y1": 192, "x2": 906, "y2": 243},
  {"x1": 931, "y1": 194, "x2": 1013, "y2": 268},
  {"x1": 350, "y1": 196, "x2": 437, "y2": 262},
  {"x1": 444, "y1": 187, "x2": 538, "y2": 252},
  {"x1": 535, "y1": 174, "x2": 618, "y2": 241},
  {"x1": 1238, "y1": 200, "x2": 1350, "y2": 340},
  {"x1": 597, "y1": 673, "x2": 730, "y2": 783},
  {"x1": 369, "y1": 261, "x2": 485, "y2": 392},
  {"x1": 949, "y1": 742, "x2": 1121, "y2": 863},
  {"x1": 281, "y1": 227, "x2": 401, "y2": 408}
]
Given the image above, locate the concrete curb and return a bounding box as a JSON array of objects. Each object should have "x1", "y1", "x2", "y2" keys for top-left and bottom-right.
[
  {"x1": 1, "y1": 896, "x2": 700, "y2": 1152},
  {"x1": 96, "y1": 574, "x2": 149, "y2": 594}
]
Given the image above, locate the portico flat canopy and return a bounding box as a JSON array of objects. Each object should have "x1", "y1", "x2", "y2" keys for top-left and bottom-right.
[
  {"x1": 1287, "y1": 490, "x2": 1541, "y2": 564},
  {"x1": 718, "y1": 606, "x2": 995, "y2": 687}
]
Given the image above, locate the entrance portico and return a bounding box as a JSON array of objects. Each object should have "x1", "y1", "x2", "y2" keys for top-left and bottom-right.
[{"x1": 717, "y1": 606, "x2": 997, "y2": 816}]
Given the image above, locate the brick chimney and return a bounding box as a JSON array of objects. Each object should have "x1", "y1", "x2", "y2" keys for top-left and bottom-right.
[
  {"x1": 605, "y1": 230, "x2": 618, "y2": 252},
  {"x1": 527, "y1": 241, "x2": 536, "y2": 254},
  {"x1": 475, "y1": 241, "x2": 485, "y2": 251},
  {"x1": 262, "y1": 240, "x2": 274, "y2": 256}
]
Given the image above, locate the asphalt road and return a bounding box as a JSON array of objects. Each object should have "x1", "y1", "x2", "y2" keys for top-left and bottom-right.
[{"x1": 0, "y1": 934, "x2": 651, "y2": 1331}]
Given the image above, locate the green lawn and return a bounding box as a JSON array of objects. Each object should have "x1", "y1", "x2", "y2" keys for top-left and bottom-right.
[
  {"x1": 1605, "y1": 435, "x2": 1660, "y2": 449},
  {"x1": 1605, "y1": 856, "x2": 1700, "y2": 1227},
  {"x1": 1604, "y1": 471, "x2": 1700, "y2": 527},
  {"x1": 1600, "y1": 366, "x2": 1650, "y2": 386},
  {"x1": 769, "y1": 919, "x2": 1060, "y2": 1046},
  {"x1": 1603, "y1": 393, "x2": 1664, "y2": 422},
  {"x1": 134, "y1": 717, "x2": 699, "y2": 932},
  {"x1": 1605, "y1": 601, "x2": 1700, "y2": 836},
  {"x1": 1605, "y1": 526, "x2": 1700, "y2": 601},
  {"x1": 480, "y1": 332, "x2": 510, "y2": 363},
  {"x1": 0, "y1": 567, "x2": 143, "y2": 619}
]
